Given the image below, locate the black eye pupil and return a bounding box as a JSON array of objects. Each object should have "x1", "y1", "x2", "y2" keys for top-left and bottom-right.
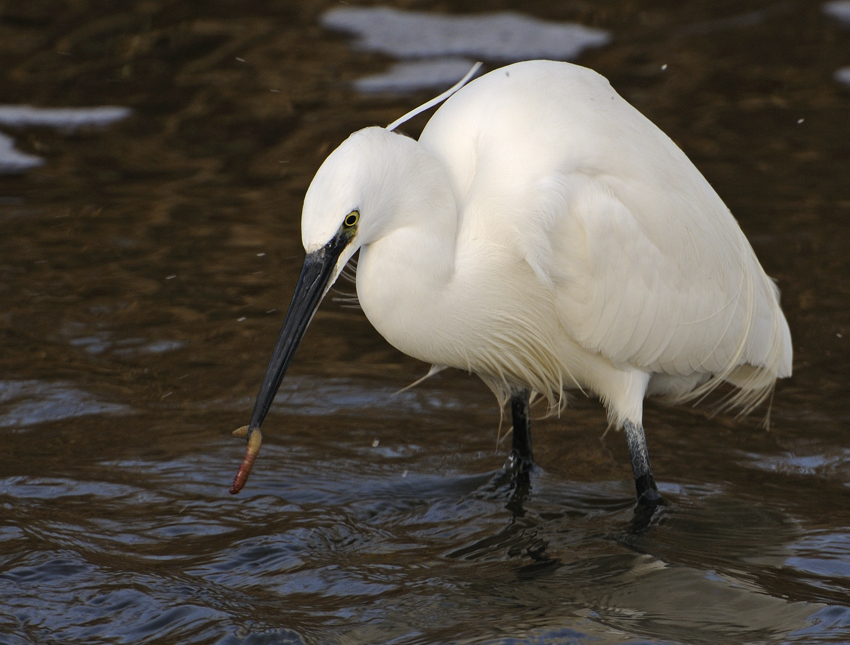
[{"x1": 345, "y1": 212, "x2": 358, "y2": 227}]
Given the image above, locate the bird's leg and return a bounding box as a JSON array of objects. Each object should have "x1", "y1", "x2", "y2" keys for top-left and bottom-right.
[
  {"x1": 504, "y1": 388, "x2": 534, "y2": 473},
  {"x1": 623, "y1": 420, "x2": 661, "y2": 506}
]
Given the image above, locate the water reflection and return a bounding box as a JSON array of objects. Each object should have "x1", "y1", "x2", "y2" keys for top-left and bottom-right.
[
  {"x1": 0, "y1": 431, "x2": 846, "y2": 643},
  {"x1": 0, "y1": 380, "x2": 130, "y2": 428}
]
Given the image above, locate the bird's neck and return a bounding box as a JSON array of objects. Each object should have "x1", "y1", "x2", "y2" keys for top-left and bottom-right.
[{"x1": 355, "y1": 150, "x2": 460, "y2": 363}]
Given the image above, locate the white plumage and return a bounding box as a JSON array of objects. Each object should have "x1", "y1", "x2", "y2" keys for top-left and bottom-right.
[
  {"x1": 304, "y1": 60, "x2": 791, "y2": 428},
  {"x1": 230, "y1": 60, "x2": 792, "y2": 498}
]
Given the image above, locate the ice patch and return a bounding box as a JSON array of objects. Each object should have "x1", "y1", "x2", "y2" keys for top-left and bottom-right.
[
  {"x1": 0, "y1": 105, "x2": 131, "y2": 130},
  {"x1": 321, "y1": 7, "x2": 610, "y2": 93},
  {"x1": 0, "y1": 105, "x2": 130, "y2": 175},
  {"x1": 823, "y1": 3, "x2": 850, "y2": 87},
  {"x1": 354, "y1": 58, "x2": 480, "y2": 93},
  {"x1": 0, "y1": 132, "x2": 44, "y2": 174},
  {"x1": 322, "y1": 8, "x2": 610, "y2": 62},
  {"x1": 824, "y1": 1, "x2": 850, "y2": 24}
]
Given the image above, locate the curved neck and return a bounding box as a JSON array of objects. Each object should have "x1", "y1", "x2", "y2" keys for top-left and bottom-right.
[{"x1": 355, "y1": 146, "x2": 460, "y2": 362}]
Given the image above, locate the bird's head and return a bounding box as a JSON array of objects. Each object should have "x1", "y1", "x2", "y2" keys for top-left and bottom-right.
[
  {"x1": 236, "y1": 127, "x2": 423, "y2": 462},
  {"x1": 230, "y1": 64, "x2": 479, "y2": 493},
  {"x1": 300, "y1": 125, "x2": 436, "y2": 266}
]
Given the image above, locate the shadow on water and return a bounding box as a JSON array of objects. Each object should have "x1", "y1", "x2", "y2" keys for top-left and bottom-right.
[{"x1": 1, "y1": 0, "x2": 850, "y2": 643}]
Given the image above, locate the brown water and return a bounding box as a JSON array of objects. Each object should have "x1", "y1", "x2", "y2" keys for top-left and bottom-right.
[{"x1": 2, "y1": 1, "x2": 850, "y2": 643}]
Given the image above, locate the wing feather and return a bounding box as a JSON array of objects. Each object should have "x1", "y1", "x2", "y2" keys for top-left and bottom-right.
[{"x1": 419, "y1": 60, "x2": 792, "y2": 409}]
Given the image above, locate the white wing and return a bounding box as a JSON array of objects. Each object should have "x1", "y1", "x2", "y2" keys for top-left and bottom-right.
[
  {"x1": 420, "y1": 60, "x2": 791, "y2": 407},
  {"x1": 544, "y1": 170, "x2": 789, "y2": 380}
]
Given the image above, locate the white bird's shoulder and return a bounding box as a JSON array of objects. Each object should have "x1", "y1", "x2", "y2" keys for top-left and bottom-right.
[
  {"x1": 418, "y1": 61, "x2": 634, "y2": 202},
  {"x1": 419, "y1": 61, "x2": 791, "y2": 383}
]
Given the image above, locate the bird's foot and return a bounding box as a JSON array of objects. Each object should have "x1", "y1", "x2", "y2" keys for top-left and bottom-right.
[
  {"x1": 504, "y1": 448, "x2": 534, "y2": 475},
  {"x1": 629, "y1": 492, "x2": 668, "y2": 535},
  {"x1": 634, "y1": 472, "x2": 663, "y2": 507},
  {"x1": 636, "y1": 487, "x2": 663, "y2": 508},
  {"x1": 496, "y1": 449, "x2": 535, "y2": 491}
]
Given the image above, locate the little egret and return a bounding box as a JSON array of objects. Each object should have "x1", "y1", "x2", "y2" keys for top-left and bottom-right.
[{"x1": 230, "y1": 60, "x2": 792, "y2": 505}]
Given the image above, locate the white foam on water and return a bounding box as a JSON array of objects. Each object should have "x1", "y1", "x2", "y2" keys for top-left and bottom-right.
[
  {"x1": 0, "y1": 105, "x2": 131, "y2": 130},
  {"x1": 321, "y1": 7, "x2": 610, "y2": 93},
  {"x1": 0, "y1": 132, "x2": 44, "y2": 174},
  {"x1": 824, "y1": 1, "x2": 850, "y2": 23}
]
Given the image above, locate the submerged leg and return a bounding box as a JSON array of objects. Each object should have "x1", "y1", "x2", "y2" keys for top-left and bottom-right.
[
  {"x1": 623, "y1": 420, "x2": 661, "y2": 506},
  {"x1": 504, "y1": 388, "x2": 534, "y2": 473}
]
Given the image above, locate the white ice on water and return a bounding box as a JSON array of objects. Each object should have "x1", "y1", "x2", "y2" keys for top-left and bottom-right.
[
  {"x1": 354, "y1": 58, "x2": 479, "y2": 94},
  {"x1": 824, "y1": 0, "x2": 850, "y2": 23},
  {"x1": 0, "y1": 133, "x2": 43, "y2": 174},
  {"x1": 824, "y1": 1, "x2": 850, "y2": 86},
  {"x1": 0, "y1": 105, "x2": 131, "y2": 130},
  {"x1": 0, "y1": 105, "x2": 131, "y2": 175},
  {"x1": 321, "y1": 7, "x2": 610, "y2": 93}
]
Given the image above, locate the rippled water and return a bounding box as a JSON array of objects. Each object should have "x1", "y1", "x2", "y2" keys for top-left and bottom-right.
[{"x1": 2, "y1": 1, "x2": 850, "y2": 643}]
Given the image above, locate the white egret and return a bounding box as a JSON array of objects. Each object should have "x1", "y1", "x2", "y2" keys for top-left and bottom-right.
[{"x1": 230, "y1": 60, "x2": 792, "y2": 505}]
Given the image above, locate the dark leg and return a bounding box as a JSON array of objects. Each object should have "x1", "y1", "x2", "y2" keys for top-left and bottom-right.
[
  {"x1": 504, "y1": 389, "x2": 534, "y2": 473},
  {"x1": 623, "y1": 420, "x2": 661, "y2": 506}
]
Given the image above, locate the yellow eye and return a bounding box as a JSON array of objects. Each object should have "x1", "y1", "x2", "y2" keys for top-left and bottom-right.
[{"x1": 343, "y1": 210, "x2": 359, "y2": 228}]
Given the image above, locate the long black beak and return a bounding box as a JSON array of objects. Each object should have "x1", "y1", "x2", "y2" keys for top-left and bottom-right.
[
  {"x1": 230, "y1": 231, "x2": 350, "y2": 494},
  {"x1": 251, "y1": 233, "x2": 349, "y2": 429}
]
